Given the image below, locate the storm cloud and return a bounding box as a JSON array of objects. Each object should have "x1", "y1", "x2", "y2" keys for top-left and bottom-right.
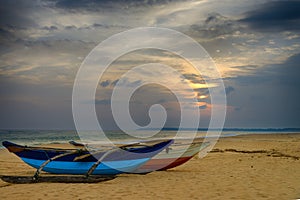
[
  {"x1": 240, "y1": 0, "x2": 300, "y2": 31},
  {"x1": 224, "y1": 53, "x2": 300, "y2": 127},
  {"x1": 0, "y1": 0, "x2": 299, "y2": 129}
]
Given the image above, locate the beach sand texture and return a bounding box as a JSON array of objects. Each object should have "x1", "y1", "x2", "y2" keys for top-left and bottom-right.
[{"x1": 0, "y1": 134, "x2": 299, "y2": 200}]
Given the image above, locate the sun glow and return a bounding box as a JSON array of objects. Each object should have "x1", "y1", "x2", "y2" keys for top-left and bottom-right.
[
  {"x1": 198, "y1": 95, "x2": 208, "y2": 99},
  {"x1": 189, "y1": 82, "x2": 218, "y2": 89}
]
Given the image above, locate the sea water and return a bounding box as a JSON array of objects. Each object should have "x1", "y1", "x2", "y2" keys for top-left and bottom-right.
[{"x1": 0, "y1": 129, "x2": 299, "y2": 148}]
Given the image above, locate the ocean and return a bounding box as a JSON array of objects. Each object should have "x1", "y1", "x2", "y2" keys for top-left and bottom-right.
[{"x1": 0, "y1": 129, "x2": 299, "y2": 148}]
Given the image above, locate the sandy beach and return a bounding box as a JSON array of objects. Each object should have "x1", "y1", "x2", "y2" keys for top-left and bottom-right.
[{"x1": 0, "y1": 133, "x2": 299, "y2": 200}]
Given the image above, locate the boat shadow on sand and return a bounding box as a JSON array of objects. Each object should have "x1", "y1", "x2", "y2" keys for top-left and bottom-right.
[{"x1": 0, "y1": 174, "x2": 116, "y2": 184}]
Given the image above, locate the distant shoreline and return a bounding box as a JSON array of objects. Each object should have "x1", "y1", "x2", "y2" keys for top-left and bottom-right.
[
  {"x1": 144, "y1": 127, "x2": 300, "y2": 132},
  {"x1": 1, "y1": 128, "x2": 300, "y2": 132}
]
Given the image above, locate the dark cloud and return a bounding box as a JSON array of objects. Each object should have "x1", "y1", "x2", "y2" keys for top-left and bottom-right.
[
  {"x1": 99, "y1": 80, "x2": 110, "y2": 87},
  {"x1": 76, "y1": 23, "x2": 129, "y2": 30},
  {"x1": 0, "y1": 0, "x2": 41, "y2": 39},
  {"x1": 182, "y1": 73, "x2": 204, "y2": 84},
  {"x1": 111, "y1": 78, "x2": 142, "y2": 88},
  {"x1": 0, "y1": 0, "x2": 43, "y2": 51},
  {"x1": 42, "y1": 25, "x2": 59, "y2": 31},
  {"x1": 273, "y1": 53, "x2": 300, "y2": 86},
  {"x1": 100, "y1": 78, "x2": 140, "y2": 88},
  {"x1": 65, "y1": 25, "x2": 77, "y2": 30},
  {"x1": 189, "y1": 13, "x2": 242, "y2": 39},
  {"x1": 225, "y1": 86, "x2": 235, "y2": 95},
  {"x1": 0, "y1": 0, "x2": 38, "y2": 28},
  {"x1": 230, "y1": 53, "x2": 300, "y2": 87},
  {"x1": 53, "y1": 0, "x2": 185, "y2": 11},
  {"x1": 225, "y1": 53, "x2": 300, "y2": 127},
  {"x1": 240, "y1": 1, "x2": 300, "y2": 32}
]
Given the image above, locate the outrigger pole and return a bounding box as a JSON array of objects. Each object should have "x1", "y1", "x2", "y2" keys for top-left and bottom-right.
[
  {"x1": 33, "y1": 150, "x2": 80, "y2": 180},
  {"x1": 85, "y1": 148, "x2": 120, "y2": 177}
]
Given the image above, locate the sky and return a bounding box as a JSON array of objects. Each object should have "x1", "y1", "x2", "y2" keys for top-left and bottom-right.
[{"x1": 0, "y1": 0, "x2": 299, "y2": 129}]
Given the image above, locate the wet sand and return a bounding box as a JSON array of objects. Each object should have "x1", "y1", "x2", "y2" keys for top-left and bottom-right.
[{"x1": 0, "y1": 133, "x2": 299, "y2": 199}]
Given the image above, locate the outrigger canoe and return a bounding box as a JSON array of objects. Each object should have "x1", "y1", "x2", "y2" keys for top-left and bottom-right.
[{"x1": 2, "y1": 140, "x2": 173, "y2": 176}]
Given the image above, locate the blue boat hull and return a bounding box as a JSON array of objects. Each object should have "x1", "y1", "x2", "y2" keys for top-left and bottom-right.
[{"x1": 21, "y1": 157, "x2": 149, "y2": 175}]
